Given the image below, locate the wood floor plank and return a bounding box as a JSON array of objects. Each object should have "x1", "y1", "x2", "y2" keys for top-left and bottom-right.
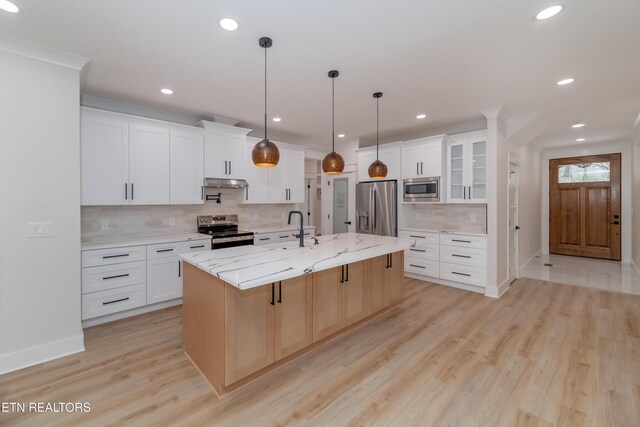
[{"x1": 1, "y1": 277, "x2": 639, "y2": 427}]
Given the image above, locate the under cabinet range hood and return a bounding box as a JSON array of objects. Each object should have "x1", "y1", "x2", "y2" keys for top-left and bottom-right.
[{"x1": 203, "y1": 178, "x2": 249, "y2": 189}]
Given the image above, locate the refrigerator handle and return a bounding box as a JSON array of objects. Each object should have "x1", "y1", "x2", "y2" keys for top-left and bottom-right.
[
  {"x1": 369, "y1": 186, "x2": 375, "y2": 233},
  {"x1": 372, "y1": 187, "x2": 377, "y2": 234}
]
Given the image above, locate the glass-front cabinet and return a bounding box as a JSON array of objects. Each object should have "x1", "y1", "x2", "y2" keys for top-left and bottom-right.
[{"x1": 446, "y1": 132, "x2": 487, "y2": 204}]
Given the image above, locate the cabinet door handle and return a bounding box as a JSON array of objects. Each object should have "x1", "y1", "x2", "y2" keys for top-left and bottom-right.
[
  {"x1": 410, "y1": 264, "x2": 426, "y2": 269},
  {"x1": 390, "y1": 253, "x2": 393, "y2": 268},
  {"x1": 279, "y1": 235, "x2": 289, "y2": 239},
  {"x1": 131, "y1": 183, "x2": 134, "y2": 200},
  {"x1": 103, "y1": 254, "x2": 130, "y2": 259},
  {"x1": 278, "y1": 281, "x2": 282, "y2": 303},
  {"x1": 421, "y1": 162, "x2": 423, "y2": 175},
  {"x1": 452, "y1": 254, "x2": 471, "y2": 259},
  {"x1": 340, "y1": 265, "x2": 344, "y2": 283},
  {"x1": 190, "y1": 244, "x2": 205, "y2": 249},
  {"x1": 103, "y1": 297, "x2": 129, "y2": 306},
  {"x1": 270, "y1": 283, "x2": 275, "y2": 305},
  {"x1": 346, "y1": 264, "x2": 349, "y2": 282},
  {"x1": 410, "y1": 248, "x2": 426, "y2": 253},
  {"x1": 409, "y1": 235, "x2": 425, "y2": 239},
  {"x1": 229, "y1": 161, "x2": 231, "y2": 175},
  {"x1": 103, "y1": 273, "x2": 129, "y2": 280},
  {"x1": 201, "y1": 186, "x2": 204, "y2": 200},
  {"x1": 125, "y1": 183, "x2": 128, "y2": 200},
  {"x1": 452, "y1": 239, "x2": 472, "y2": 243},
  {"x1": 245, "y1": 188, "x2": 248, "y2": 201},
  {"x1": 416, "y1": 162, "x2": 419, "y2": 175},
  {"x1": 463, "y1": 186, "x2": 466, "y2": 200},
  {"x1": 259, "y1": 237, "x2": 270, "y2": 241},
  {"x1": 156, "y1": 248, "x2": 174, "y2": 253},
  {"x1": 469, "y1": 186, "x2": 472, "y2": 200},
  {"x1": 224, "y1": 161, "x2": 228, "y2": 175},
  {"x1": 452, "y1": 271, "x2": 471, "y2": 277}
]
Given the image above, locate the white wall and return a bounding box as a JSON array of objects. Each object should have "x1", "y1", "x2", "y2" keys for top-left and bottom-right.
[
  {"x1": 510, "y1": 143, "x2": 542, "y2": 269},
  {"x1": 0, "y1": 47, "x2": 87, "y2": 373},
  {"x1": 633, "y1": 136, "x2": 640, "y2": 273},
  {"x1": 541, "y1": 139, "x2": 633, "y2": 263}
]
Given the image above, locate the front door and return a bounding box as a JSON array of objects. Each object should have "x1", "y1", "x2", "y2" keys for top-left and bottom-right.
[{"x1": 549, "y1": 153, "x2": 621, "y2": 260}]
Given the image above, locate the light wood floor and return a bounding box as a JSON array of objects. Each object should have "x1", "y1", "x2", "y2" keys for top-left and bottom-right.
[{"x1": 1, "y1": 277, "x2": 640, "y2": 427}]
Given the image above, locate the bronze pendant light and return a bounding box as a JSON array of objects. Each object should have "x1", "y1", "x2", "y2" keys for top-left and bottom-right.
[
  {"x1": 322, "y1": 70, "x2": 345, "y2": 174},
  {"x1": 252, "y1": 37, "x2": 280, "y2": 167},
  {"x1": 368, "y1": 92, "x2": 388, "y2": 179}
]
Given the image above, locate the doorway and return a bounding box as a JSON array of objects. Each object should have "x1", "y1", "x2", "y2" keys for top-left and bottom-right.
[
  {"x1": 549, "y1": 153, "x2": 621, "y2": 261},
  {"x1": 508, "y1": 155, "x2": 519, "y2": 283},
  {"x1": 333, "y1": 178, "x2": 349, "y2": 233}
]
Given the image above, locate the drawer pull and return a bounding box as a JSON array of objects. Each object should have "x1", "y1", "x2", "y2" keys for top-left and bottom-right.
[
  {"x1": 304, "y1": 232, "x2": 310, "y2": 236},
  {"x1": 452, "y1": 271, "x2": 472, "y2": 277},
  {"x1": 189, "y1": 245, "x2": 205, "y2": 249},
  {"x1": 410, "y1": 264, "x2": 426, "y2": 269},
  {"x1": 279, "y1": 235, "x2": 290, "y2": 238},
  {"x1": 410, "y1": 248, "x2": 426, "y2": 253},
  {"x1": 259, "y1": 238, "x2": 271, "y2": 241},
  {"x1": 156, "y1": 248, "x2": 174, "y2": 253},
  {"x1": 410, "y1": 235, "x2": 426, "y2": 238},
  {"x1": 103, "y1": 254, "x2": 130, "y2": 259},
  {"x1": 102, "y1": 297, "x2": 130, "y2": 306},
  {"x1": 102, "y1": 273, "x2": 130, "y2": 281},
  {"x1": 452, "y1": 254, "x2": 471, "y2": 258},
  {"x1": 452, "y1": 239, "x2": 472, "y2": 243}
]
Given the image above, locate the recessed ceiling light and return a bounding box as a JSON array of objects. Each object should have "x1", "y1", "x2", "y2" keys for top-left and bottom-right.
[
  {"x1": 338, "y1": 133, "x2": 345, "y2": 138},
  {"x1": 160, "y1": 88, "x2": 174, "y2": 95},
  {"x1": 556, "y1": 78, "x2": 576, "y2": 86},
  {"x1": 416, "y1": 114, "x2": 427, "y2": 119},
  {"x1": 272, "y1": 117, "x2": 282, "y2": 122},
  {"x1": 0, "y1": 0, "x2": 19, "y2": 13},
  {"x1": 535, "y1": 5, "x2": 564, "y2": 20},
  {"x1": 571, "y1": 122, "x2": 585, "y2": 128},
  {"x1": 576, "y1": 138, "x2": 586, "y2": 142},
  {"x1": 219, "y1": 18, "x2": 238, "y2": 31}
]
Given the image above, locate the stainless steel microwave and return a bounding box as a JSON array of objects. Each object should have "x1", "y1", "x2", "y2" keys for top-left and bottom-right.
[{"x1": 403, "y1": 177, "x2": 440, "y2": 202}]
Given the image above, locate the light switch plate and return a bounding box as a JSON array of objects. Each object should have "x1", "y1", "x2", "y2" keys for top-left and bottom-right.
[
  {"x1": 28, "y1": 222, "x2": 53, "y2": 238},
  {"x1": 169, "y1": 217, "x2": 175, "y2": 226}
]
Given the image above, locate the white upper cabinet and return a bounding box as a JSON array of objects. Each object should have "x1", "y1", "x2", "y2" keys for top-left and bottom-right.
[
  {"x1": 81, "y1": 107, "x2": 205, "y2": 206},
  {"x1": 357, "y1": 144, "x2": 401, "y2": 182},
  {"x1": 128, "y1": 121, "x2": 170, "y2": 205},
  {"x1": 81, "y1": 111, "x2": 129, "y2": 205},
  {"x1": 400, "y1": 135, "x2": 445, "y2": 179},
  {"x1": 199, "y1": 121, "x2": 251, "y2": 180},
  {"x1": 446, "y1": 131, "x2": 487, "y2": 204},
  {"x1": 170, "y1": 127, "x2": 204, "y2": 204},
  {"x1": 243, "y1": 138, "x2": 305, "y2": 204}
]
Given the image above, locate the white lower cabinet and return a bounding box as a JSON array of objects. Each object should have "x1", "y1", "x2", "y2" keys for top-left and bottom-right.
[
  {"x1": 81, "y1": 237, "x2": 211, "y2": 322},
  {"x1": 400, "y1": 229, "x2": 487, "y2": 291}
]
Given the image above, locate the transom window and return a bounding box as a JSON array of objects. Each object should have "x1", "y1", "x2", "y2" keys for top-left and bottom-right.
[{"x1": 558, "y1": 162, "x2": 610, "y2": 183}]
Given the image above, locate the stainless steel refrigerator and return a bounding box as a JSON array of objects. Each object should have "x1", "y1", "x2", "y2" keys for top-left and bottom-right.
[{"x1": 356, "y1": 180, "x2": 397, "y2": 237}]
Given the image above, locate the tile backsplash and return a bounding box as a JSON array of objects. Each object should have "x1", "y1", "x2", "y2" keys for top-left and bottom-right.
[
  {"x1": 400, "y1": 203, "x2": 487, "y2": 234},
  {"x1": 82, "y1": 189, "x2": 304, "y2": 244}
]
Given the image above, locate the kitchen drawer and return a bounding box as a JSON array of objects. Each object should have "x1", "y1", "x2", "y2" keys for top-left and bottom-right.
[
  {"x1": 254, "y1": 232, "x2": 278, "y2": 245},
  {"x1": 405, "y1": 243, "x2": 439, "y2": 261},
  {"x1": 147, "y1": 242, "x2": 183, "y2": 259},
  {"x1": 404, "y1": 257, "x2": 439, "y2": 278},
  {"x1": 180, "y1": 239, "x2": 210, "y2": 254},
  {"x1": 439, "y1": 246, "x2": 486, "y2": 268},
  {"x1": 439, "y1": 234, "x2": 486, "y2": 249},
  {"x1": 82, "y1": 283, "x2": 147, "y2": 320},
  {"x1": 82, "y1": 261, "x2": 146, "y2": 294},
  {"x1": 399, "y1": 230, "x2": 439, "y2": 245},
  {"x1": 82, "y1": 245, "x2": 146, "y2": 268},
  {"x1": 439, "y1": 262, "x2": 486, "y2": 287},
  {"x1": 303, "y1": 229, "x2": 315, "y2": 237}
]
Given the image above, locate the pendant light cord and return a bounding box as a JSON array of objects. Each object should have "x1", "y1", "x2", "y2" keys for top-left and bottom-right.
[
  {"x1": 264, "y1": 46, "x2": 268, "y2": 141},
  {"x1": 376, "y1": 97, "x2": 379, "y2": 160},
  {"x1": 332, "y1": 77, "x2": 335, "y2": 152}
]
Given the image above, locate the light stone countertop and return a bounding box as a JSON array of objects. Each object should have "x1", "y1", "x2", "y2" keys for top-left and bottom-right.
[
  {"x1": 81, "y1": 233, "x2": 211, "y2": 251},
  {"x1": 181, "y1": 233, "x2": 413, "y2": 290},
  {"x1": 399, "y1": 227, "x2": 487, "y2": 237}
]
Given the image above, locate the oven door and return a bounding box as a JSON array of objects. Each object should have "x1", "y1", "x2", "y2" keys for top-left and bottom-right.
[
  {"x1": 403, "y1": 178, "x2": 440, "y2": 202},
  {"x1": 211, "y1": 235, "x2": 255, "y2": 249}
]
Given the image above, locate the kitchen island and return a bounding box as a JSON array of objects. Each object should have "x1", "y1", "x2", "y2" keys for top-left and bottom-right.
[{"x1": 180, "y1": 233, "x2": 413, "y2": 396}]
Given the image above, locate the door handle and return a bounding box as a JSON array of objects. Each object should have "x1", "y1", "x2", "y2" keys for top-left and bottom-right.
[
  {"x1": 245, "y1": 188, "x2": 248, "y2": 201},
  {"x1": 389, "y1": 253, "x2": 393, "y2": 268},
  {"x1": 515, "y1": 225, "x2": 521, "y2": 230},
  {"x1": 344, "y1": 221, "x2": 352, "y2": 225},
  {"x1": 612, "y1": 221, "x2": 620, "y2": 225}
]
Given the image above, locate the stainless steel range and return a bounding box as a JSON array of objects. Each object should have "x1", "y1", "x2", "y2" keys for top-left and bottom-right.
[{"x1": 197, "y1": 215, "x2": 254, "y2": 249}]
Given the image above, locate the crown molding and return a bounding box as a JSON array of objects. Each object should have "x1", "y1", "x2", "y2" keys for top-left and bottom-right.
[{"x1": 0, "y1": 34, "x2": 89, "y2": 71}]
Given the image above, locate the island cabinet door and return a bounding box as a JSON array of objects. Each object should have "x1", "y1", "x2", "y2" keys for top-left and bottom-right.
[
  {"x1": 274, "y1": 275, "x2": 313, "y2": 360},
  {"x1": 343, "y1": 261, "x2": 367, "y2": 326},
  {"x1": 312, "y1": 266, "x2": 345, "y2": 342},
  {"x1": 224, "y1": 284, "x2": 275, "y2": 386},
  {"x1": 366, "y1": 255, "x2": 387, "y2": 315},
  {"x1": 384, "y1": 251, "x2": 405, "y2": 305}
]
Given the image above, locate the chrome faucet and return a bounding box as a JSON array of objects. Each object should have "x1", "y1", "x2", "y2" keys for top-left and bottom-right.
[{"x1": 288, "y1": 211, "x2": 305, "y2": 247}]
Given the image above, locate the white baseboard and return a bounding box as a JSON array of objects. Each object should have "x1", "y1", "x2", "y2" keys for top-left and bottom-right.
[
  {"x1": 404, "y1": 273, "x2": 486, "y2": 295},
  {"x1": 82, "y1": 298, "x2": 182, "y2": 328},
  {"x1": 0, "y1": 334, "x2": 84, "y2": 375},
  {"x1": 632, "y1": 260, "x2": 640, "y2": 278},
  {"x1": 519, "y1": 251, "x2": 541, "y2": 272},
  {"x1": 485, "y1": 278, "x2": 511, "y2": 299}
]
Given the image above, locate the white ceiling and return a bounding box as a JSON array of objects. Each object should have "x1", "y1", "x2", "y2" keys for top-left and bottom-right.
[{"x1": 1, "y1": 0, "x2": 639, "y2": 150}]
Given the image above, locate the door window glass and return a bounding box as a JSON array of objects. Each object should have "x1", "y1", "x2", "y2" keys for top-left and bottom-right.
[{"x1": 558, "y1": 162, "x2": 610, "y2": 183}]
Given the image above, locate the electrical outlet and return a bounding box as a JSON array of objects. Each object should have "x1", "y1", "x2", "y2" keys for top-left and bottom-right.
[
  {"x1": 101, "y1": 220, "x2": 109, "y2": 230},
  {"x1": 169, "y1": 217, "x2": 175, "y2": 226},
  {"x1": 470, "y1": 215, "x2": 477, "y2": 223}
]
